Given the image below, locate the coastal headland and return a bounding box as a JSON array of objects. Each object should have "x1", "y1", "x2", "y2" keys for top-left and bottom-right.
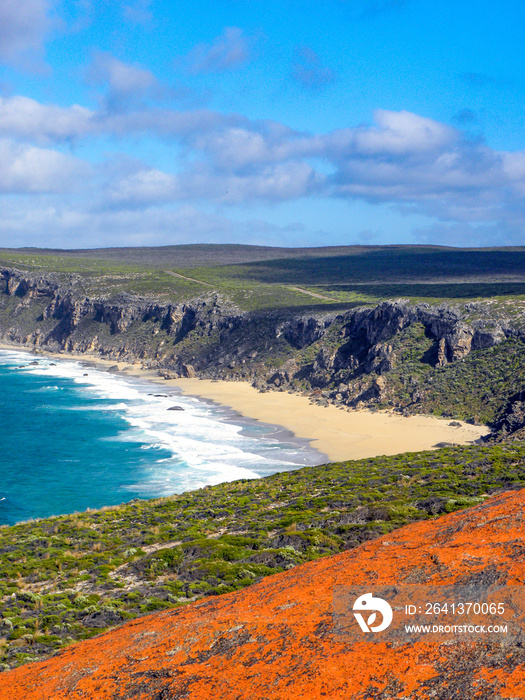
[{"x1": 1, "y1": 245, "x2": 525, "y2": 446}]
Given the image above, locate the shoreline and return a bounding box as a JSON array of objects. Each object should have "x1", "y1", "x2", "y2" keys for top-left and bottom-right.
[
  {"x1": 0, "y1": 341, "x2": 490, "y2": 462},
  {"x1": 146, "y1": 376, "x2": 490, "y2": 461}
]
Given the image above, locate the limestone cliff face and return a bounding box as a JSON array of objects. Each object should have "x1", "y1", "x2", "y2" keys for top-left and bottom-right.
[
  {"x1": 0, "y1": 266, "x2": 238, "y2": 360},
  {"x1": 350, "y1": 301, "x2": 510, "y2": 365},
  {"x1": 0, "y1": 266, "x2": 522, "y2": 427},
  {"x1": 1, "y1": 266, "x2": 511, "y2": 361}
]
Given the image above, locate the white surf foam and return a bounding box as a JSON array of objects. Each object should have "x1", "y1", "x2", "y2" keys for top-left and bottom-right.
[{"x1": 0, "y1": 349, "x2": 324, "y2": 497}]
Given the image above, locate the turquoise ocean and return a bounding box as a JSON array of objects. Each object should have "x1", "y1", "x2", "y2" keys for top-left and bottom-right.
[{"x1": 0, "y1": 349, "x2": 324, "y2": 526}]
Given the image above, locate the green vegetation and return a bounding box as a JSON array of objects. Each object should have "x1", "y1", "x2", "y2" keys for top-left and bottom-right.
[
  {"x1": 403, "y1": 337, "x2": 525, "y2": 424},
  {"x1": 370, "y1": 333, "x2": 525, "y2": 425},
  {"x1": 3, "y1": 245, "x2": 525, "y2": 311},
  {"x1": 1, "y1": 442, "x2": 525, "y2": 669},
  {"x1": 195, "y1": 247, "x2": 525, "y2": 285},
  {"x1": 249, "y1": 319, "x2": 525, "y2": 430},
  {"x1": 3, "y1": 244, "x2": 525, "y2": 432},
  {"x1": 3, "y1": 243, "x2": 525, "y2": 437},
  {"x1": 311, "y1": 282, "x2": 525, "y2": 306}
]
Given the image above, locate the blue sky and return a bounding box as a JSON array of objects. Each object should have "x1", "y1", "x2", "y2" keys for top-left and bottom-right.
[{"x1": 1, "y1": 0, "x2": 525, "y2": 249}]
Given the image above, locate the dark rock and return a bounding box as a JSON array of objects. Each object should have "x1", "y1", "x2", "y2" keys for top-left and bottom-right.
[
  {"x1": 81, "y1": 610, "x2": 122, "y2": 628},
  {"x1": 276, "y1": 315, "x2": 334, "y2": 349},
  {"x1": 314, "y1": 347, "x2": 335, "y2": 371},
  {"x1": 472, "y1": 327, "x2": 505, "y2": 350},
  {"x1": 366, "y1": 343, "x2": 396, "y2": 374},
  {"x1": 180, "y1": 363, "x2": 196, "y2": 378},
  {"x1": 268, "y1": 373, "x2": 283, "y2": 387},
  {"x1": 415, "y1": 497, "x2": 449, "y2": 515},
  {"x1": 492, "y1": 395, "x2": 525, "y2": 436},
  {"x1": 167, "y1": 406, "x2": 184, "y2": 411}
]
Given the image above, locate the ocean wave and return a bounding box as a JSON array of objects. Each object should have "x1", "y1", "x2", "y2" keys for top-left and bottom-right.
[{"x1": 0, "y1": 349, "x2": 323, "y2": 502}]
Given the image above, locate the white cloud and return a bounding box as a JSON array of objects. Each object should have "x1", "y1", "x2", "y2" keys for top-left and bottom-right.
[
  {"x1": 104, "y1": 160, "x2": 322, "y2": 207},
  {"x1": 86, "y1": 52, "x2": 163, "y2": 111},
  {"x1": 1, "y1": 93, "x2": 525, "y2": 241},
  {"x1": 106, "y1": 168, "x2": 178, "y2": 207},
  {"x1": 324, "y1": 115, "x2": 511, "y2": 223},
  {"x1": 0, "y1": 0, "x2": 54, "y2": 65},
  {"x1": 0, "y1": 199, "x2": 301, "y2": 248},
  {"x1": 185, "y1": 27, "x2": 251, "y2": 73},
  {"x1": 0, "y1": 96, "x2": 93, "y2": 144},
  {"x1": 0, "y1": 95, "x2": 250, "y2": 143},
  {"x1": 213, "y1": 161, "x2": 322, "y2": 203},
  {"x1": 0, "y1": 139, "x2": 89, "y2": 193},
  {"x1": 352, "y1": 110, "x2": 457, "y2": 155},
  {"x1": 191, "y1": 127, "x2": 289, "y2": 170}
]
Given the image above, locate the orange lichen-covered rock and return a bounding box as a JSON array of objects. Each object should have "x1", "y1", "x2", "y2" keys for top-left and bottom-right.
[{"x1": 1, "y1": 489, "x2": 525, "y2": 699}]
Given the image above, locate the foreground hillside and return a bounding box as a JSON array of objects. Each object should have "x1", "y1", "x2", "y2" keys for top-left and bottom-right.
[
  {"x1": 1, "y1": 442, "x2": 525, "y2": 671},
  {"x1": 1, "y1": 487, "x2": 523, "y2": 699}
]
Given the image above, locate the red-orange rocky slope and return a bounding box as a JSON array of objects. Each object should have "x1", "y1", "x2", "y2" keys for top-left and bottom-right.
[{"x1": 1, "y1": 489, "x2": 525, "y2": 699}]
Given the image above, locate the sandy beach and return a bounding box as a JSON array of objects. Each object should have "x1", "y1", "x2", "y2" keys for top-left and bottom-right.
[
  {"x1": 124, "y1": 368, "x2": 488, "y2": 462},
  {"x1": 0, "y1": 342, "x2": 490, "y2": 462}
]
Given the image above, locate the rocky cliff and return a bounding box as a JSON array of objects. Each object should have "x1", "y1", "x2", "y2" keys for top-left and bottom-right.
[
  {"x1": 1, "y1": 265, "x2": 525, "y2": 432},
  {"x1": 1, "y1": 487, "x2": 524, "y2": 699},
  {"x1": 0, "y1": 266, "x2": 237, "y2": 359}
]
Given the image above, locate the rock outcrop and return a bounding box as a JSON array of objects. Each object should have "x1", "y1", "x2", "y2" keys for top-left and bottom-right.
[{"x1": 1, "y1": 488, "x2": 524, "y2": 699}]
